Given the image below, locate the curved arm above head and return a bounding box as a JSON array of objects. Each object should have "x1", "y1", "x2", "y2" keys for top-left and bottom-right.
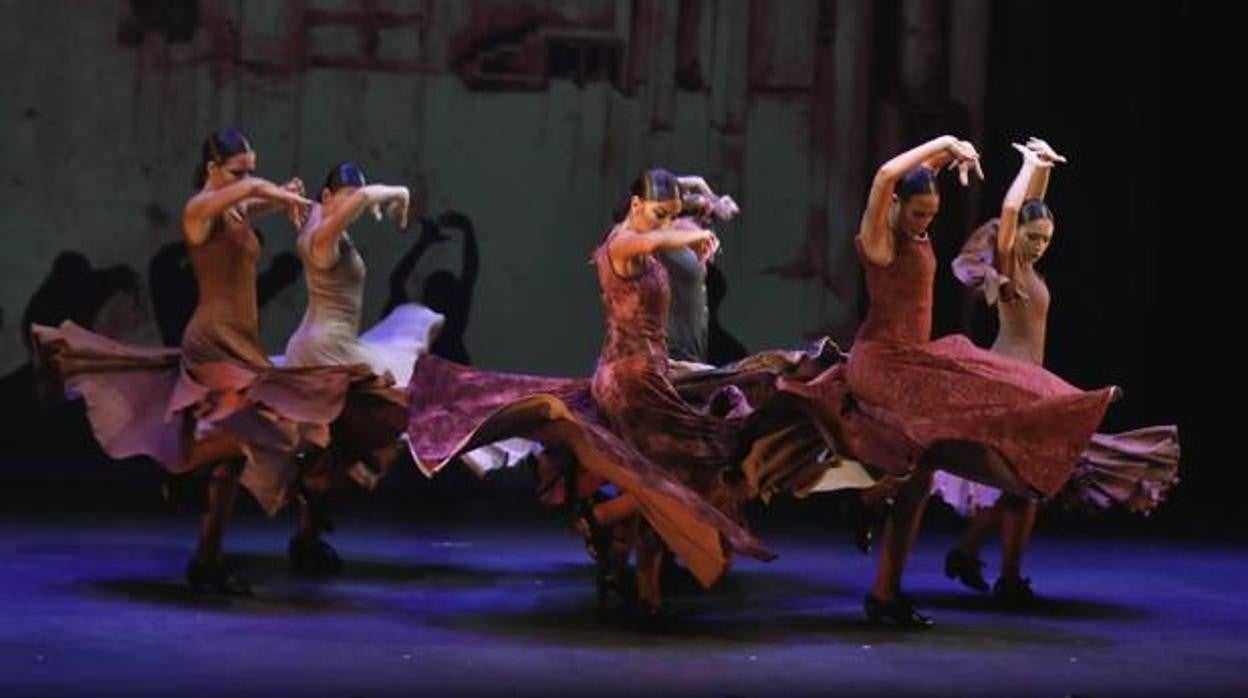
[
  {"x1": 305, "y1": 184, "x2": 409, "y2": 269},
  {"x1": 1023, "y1": 137, "x2": 1066, "y2": 201},
  {"x1": 995, "y1": 143, "x2": 1055, "y2": 271},
  {"x1": 183, "y1": 178, "x2": 312, "y2": 246},
  {"x1": 858, "y1": 135, "x2": 982, "y2": 267},
  {"x1": 677, "y1": 175, "x2": 740, "y2": 227}
]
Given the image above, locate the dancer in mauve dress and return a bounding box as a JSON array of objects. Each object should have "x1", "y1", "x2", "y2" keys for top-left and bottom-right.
[
  {"x1": 929, "y1": 139, "x2": 1179, "y2": 605},
  {"x1": 278, "y1": 161, "x2": 438, "y2": 574}
]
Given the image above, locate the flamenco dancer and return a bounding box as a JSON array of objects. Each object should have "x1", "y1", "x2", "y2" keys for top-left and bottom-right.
[
  {"x1": 777, "y1": 135, "x2": 1119, "y2": 627},
  {"x1": 277, "y1": 161, "x2": 442, "y2": 574},
  {"x1": 33, "y1": 129, "x2": 385, "y2": 593},
  {"x1": 404, "y1": 169, "x2": 777, "y2": 616},
  {"x1": 930, "y1": 138, "x2": 1179, "y2": 604}
]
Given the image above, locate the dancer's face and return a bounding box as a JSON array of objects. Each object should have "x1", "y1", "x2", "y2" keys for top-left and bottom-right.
[
  {"x1": 1017, "y1": 219, "x2": 1054, "y2": 262},
  {"x1": 206, "y1": 151, "x2": 257, "y2": 189},
  {"x1": 629, "y1": 196, "x2": 682, "y2": 232},
  {"x1": 893, "y1": 193, "x2": 940, "y2": 237}
]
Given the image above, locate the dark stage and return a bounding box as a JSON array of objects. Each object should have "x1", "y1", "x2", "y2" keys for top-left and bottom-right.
[{"x1": 1, "y1": 474, "x2": 1243, "y2": 698}]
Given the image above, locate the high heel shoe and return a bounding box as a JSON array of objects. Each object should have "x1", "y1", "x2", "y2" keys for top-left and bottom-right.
[
  {"x1": 185, "y1": 556, "x2": 252, "y2": 596},
  {"x1": 863, "y1": 593, "x2": 933, "y2": 629},
  {"x1": 288, "y1": 535, "x2": 343, "y2": 576},
  {"x1": 944, "y1": 548, "x2": 990, "y2": 593},
  {"x1": 993, "y1": 575, "x2": 1037, "y2": 607}
]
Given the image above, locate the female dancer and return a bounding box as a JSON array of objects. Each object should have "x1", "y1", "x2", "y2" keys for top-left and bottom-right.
[
  {"x1": 404, "y1": 169, "x2": 776, "y2": 615},
  {"x1": 279, "y1": 161, "x2": 441, "y2": 572},
  {"x1": 34, "y1": 128, "x2": 379, "y2": 593},
  {"x1": 778, "y1": 135, "x2": 1119, "y2": 627},
  {"x1": 931, "y1": 139, "x2": 1179, "y2": 604}
]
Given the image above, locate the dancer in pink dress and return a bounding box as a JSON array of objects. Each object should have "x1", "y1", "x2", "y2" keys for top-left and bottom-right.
[{"x1": 931, "y1": 139, "x2": 1179, "y2": 605}]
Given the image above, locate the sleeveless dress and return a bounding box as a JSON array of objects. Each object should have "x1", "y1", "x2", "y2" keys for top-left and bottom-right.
[
  {"x1": 404, "y1": 226, "x2": 777, "y2": 587},
  {"x1": 778, "y1": 232, "x2": 1117, "y2": 498},
  {"x1": 930, "y1": 220, "x2": 1179, "y2": 514},
  {"x1": 32, "y1": 210, "x2": 384, "y2": 513}
]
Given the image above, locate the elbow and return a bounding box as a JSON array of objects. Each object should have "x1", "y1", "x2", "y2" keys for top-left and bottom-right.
[{"x1": 871, "y1": 168, "x2": 897, "y2": 191}]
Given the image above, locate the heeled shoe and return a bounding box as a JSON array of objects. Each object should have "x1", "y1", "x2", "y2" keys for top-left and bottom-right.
[
  {"x1": 863, "y1": 593, "x2": 933, "y2": 629},
  {"x1": 288, "y1": 535, "x2": 343, "y2": 576},
  {"x1": 185, "y1": 556, "x2": 252, "y2": 596},
  {"x1": 944, "y1": 548, "x2": 990, "y2": 593},
  {"x1": 993, "y1": 575, "x2": 1037, "y2": 607}
]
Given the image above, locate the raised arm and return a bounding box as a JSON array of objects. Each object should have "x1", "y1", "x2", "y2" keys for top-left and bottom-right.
[
  {"x1": 607, "y1": 226, "x2": 715, "y2": 277},
  {"x1": 996, "y1": 144, "x2": 1053, "y2": 270},
  {"x1": 304, "y1": 184, "x2": 409, "y2": 268},
  {"x1": 183, "y1": 177, "x2": 311, "y2": 246},
  {"x1": 858, "y1": 135, "x2": 982, "y2": 266},
  {"x1": 676, "y1": 175, "x2": 740, "y2": 225},
  {"x1": 1023, "y1": 137, "x2": 1067, "y2": 201},
  {"x1": 239, "y1": 177, "x2": 312, "y2": 227}
]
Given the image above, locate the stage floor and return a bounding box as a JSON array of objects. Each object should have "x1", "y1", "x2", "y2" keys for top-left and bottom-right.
[{"x1": 2, "y1": 505, "x2": 1244, "y2": 697}]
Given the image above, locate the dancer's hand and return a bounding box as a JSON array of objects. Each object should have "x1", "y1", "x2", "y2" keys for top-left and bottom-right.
[
  {"x1": 1012, "y1": 142, "x2": 1052, "y2": 169},
  {"x1": 287, "y1": 205, "x2": 306, "y2": 229},
  {"x1": 1026, "y1": 137, "x2": 1067, "y2": 165},
  {"x1": 281, "y1": 177, "x2": 305, "y2": 197},
  {"x1": 279, "y1": 178, "x2": 307, "y2": 228},
  {"x1": 385, "y1": 187, "x2": 410, "y2": 229},
  {"x1": 691, "y1": 230, "x2": 720, "y2": 263},
  {"x1": 679, "y1": 176, "x2": 740, "y2": 222},
  {"x1": 710, "y1": 194, "x2": 740, "y2": 222},
  {"x1": 362, "y1": 185, "x2": 409, "y2": 228},
  {"x1": 945, "y1": 139, "x2": 984, "y2": 186}
]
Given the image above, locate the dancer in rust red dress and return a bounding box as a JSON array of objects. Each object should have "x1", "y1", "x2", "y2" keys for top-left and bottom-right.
[
  {"x1": 777, "y1": 135, "x2": 1119, "y2": 627},
  {"x1": 405, "y1": 169, "x2": 777, "y2": 615}
]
